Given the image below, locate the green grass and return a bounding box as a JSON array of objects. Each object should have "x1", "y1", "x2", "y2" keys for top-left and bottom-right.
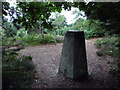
[
  {"x1": 2, "y1": 34, "x2": 58, "y2": 88},
  {"x1": 109, "y1": 60, "x2": 120, "y2": 77},
  {"x1": 16, "y1": 34, "x2": 42, "y2": 46},
  {"x1": 2, "y1": 48, "x2": 35, "y2": 88},
  {"x1": 41, "y1": 34, "x2": 57, "y2": 44},
  {"x1": 95, "y1": 35, "x2": 119, "y2": 57},
  {"x1": 2, "y1": 34, "x2": 57, "y2": 47},
  {"x1": 95, "y1": 34, "x2": 120, "y2": 76}
]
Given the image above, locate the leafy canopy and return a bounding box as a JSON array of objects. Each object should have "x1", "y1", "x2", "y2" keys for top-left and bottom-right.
[
  {"x1": 2, "y1": 2, "x2": 120, "y2": 34},
  {"x1": 13, "y1": 2, "x2": 72, "y2": 30}
]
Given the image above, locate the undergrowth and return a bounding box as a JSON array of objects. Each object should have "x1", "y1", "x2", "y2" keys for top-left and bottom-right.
[
  {"x1": 2, "y1": 46, "x2": 35, "y2": 88},
  {"x1": 95, "y1": 34, "x2": 120, "y2": 76},
  {"x1": 95, "y1": 35, "x2": 119, "y2": 57},
  {"x1": 2, "y1": 34, "x2": 57, "y2": 47}
]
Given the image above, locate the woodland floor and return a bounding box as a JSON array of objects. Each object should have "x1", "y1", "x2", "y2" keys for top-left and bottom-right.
[{"x1": 20, "y1": 38, "x2": 119, "y2": 88}]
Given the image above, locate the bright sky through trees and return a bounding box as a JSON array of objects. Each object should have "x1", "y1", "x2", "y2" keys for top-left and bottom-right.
[
  {"x1": 61, "y1": 7, "x2": 86, "y2": 24},
  {"x1": 6, "y1": 1, "x2": 86, "y2": 25},
  {"x1": 50, "y1": 8, "x2": 78, "y2": 25}
]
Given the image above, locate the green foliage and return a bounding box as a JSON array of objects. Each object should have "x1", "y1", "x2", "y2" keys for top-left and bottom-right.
[
  {"x1": 12, "y1": 2, "x2": 72, "y2": 30},
  {"x1": 16, "y1": 28, "x2": 28, "y2": 37},
  {"x1": 72, "y1": 18, "x2": 105, "y2": 39},
  {"x1": 109, "y1": 61, "x2": 120, "y2": 77},
  {"x1": 49, "y1": 12, "x2": 68, "y2": 36},
  {"x1": 71, "y1": 18, "x2": 84, "y2": 30},
  {"x1": 0, "y1": 29, "x2": 5, "y2": 37},
  {"x1": 55, "y1": 35, "x2": 64, "y2": 43},
  {"x1": 16, "y1": 34, "x2": 42, "y2": 46},
  {"x1": 42, "y1": 34, "x2": 56, "y2": 44},
  {"x1": 0, "y1": 29, "x2": 5, "y2": 45},
  {"x1": 2, "y1": 33, "x2": 57, "y2": 47},
  {"x1": 73, "y1": 2, "x2": 120, "y2": 34},
  {"x1": 16, "y1": 34, "x2": 57, "y2": 46},
  {"x1": 2, "y1": 36, "x2": 24, "y2": 49},
  {"x1": 3, "y1": 2, "x2": 120, "y2": 34},
  {"x1": 48, "y1": 12, "x2": 72, "y2": 36},
  {"x1": 83, "y1": 30, "x2": 94, "y2": 39},
  {"x1": 2, "y1": 47, "x2": 35, "y2": 88},
  {"x1": 55, "y1": 26, "x2": 70, "y2": 36},
  {"x1": 95, "y1": 35, "x2": 120, "y2": 76},
  {"x1": 2, "y1": 37, "x2": 15, "y2": 46},
  {"x1": 51, "y1": 12, "x2": 67, "y2": 29},
  {"x1": 3, "y1": 22, "x2": 17, "y2": 37},
  {"x1": 95, "y1": 35, "x2": 119, "y2": 57}
]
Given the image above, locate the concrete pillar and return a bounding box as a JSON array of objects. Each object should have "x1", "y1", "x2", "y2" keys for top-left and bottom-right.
[{"x1": 59, "y1": 30, "x2": 88, "y2": 80}]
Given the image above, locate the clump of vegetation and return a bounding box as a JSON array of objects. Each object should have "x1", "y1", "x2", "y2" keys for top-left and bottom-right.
[
  {"x1": 42, "y1": 34, "x2": 57, "y2": 44},
  {"x1": 2, "y1": 34, "x2": 57, "y2": 47},
  {"x1": 71, "y1": 19, "x2": 106, "y2": 39},
  {"x1": 109, "y1": 61, "x2": 120, "y2": 77},
  {"x1": 17, "y1": 34, "x2": 57, "y2": 46},
  {"x1": 55, "y1": 35, "x2": 64, "y2": 43},
  {"x1": 95, "y1": 34, "x2": 120, "y2": 76},
  {"x1": 2, "y1": 47, "x2": 35, "y2": 88},
  {"x1": 16, "y1": 34, "x2": 42, "y2": 46},
  {"x1": 95, "y1": 35, "x2": 119, "y2": 57}
]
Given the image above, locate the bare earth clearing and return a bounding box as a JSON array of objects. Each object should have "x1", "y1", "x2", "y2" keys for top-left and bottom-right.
[{"x1": 20, "y1": 39, "x2": 119, "y2": 88}]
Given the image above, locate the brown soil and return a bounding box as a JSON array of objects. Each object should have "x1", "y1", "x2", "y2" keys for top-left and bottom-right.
[{"x1": 20, "y1": 39, "x2": 119, "y2": 88}]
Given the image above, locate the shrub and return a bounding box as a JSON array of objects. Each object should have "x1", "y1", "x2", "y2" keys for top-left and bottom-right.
[
  {"x1": 2, "y1": 34, "x2": 58, "y2": 47},
  {"x1": 3, "y1": 22, "x2": 17, "y2": 37},
  {"x1": 2, "y1": 37, "x2": 15, "y2": 46},
  {"x1": 2, "y1": 36, "x2": 24, "y2": 48},
  {"x1": 95, "y1": 35, "x2": 119, "y2": 57},
  {"x1": 109, "y1": 61, "x2": 120, "y2": 77},
  {"x1": 42, "y1": 34, "x2": 57, "y2": 44},
  {"x1": 72, "y1": 19, "x2": 106, "y2": 39},
  {"x1": 16, "y1": 34, "x2": 57, "y2": 46},
  {"x1": 16, "y1": 34, "x2": 42, "y2": 46},
  {"x1": 95, "y1": 35, "x2": 120, "y2": 76},
  {"x1": 16, "y1": 28, "x2": 28, "y2": 37},
  {"x1": 55, "y1": 35, "x2": 64, "y2": 43},
  {"x1": 55, "y1": 26, "x2": 69, "y2": 36},
  {"x1": 84, "y1": 30, "x2": 94, "y2": 39},
  {"x1": 2, "y1": 48, "x2": 35, "y2": 88}
]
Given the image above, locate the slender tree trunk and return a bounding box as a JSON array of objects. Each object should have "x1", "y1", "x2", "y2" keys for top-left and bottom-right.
[
  {"x1": 41, "y1": 27, "x2": 44, "y2": 40},
  {"x1": 39, "y1": 22, "x2": 44, "y2": 41}
]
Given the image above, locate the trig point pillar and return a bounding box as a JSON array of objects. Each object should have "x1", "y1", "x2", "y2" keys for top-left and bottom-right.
[{"x1": 59, "y1": 30, "x2": 88, "y2": 80}]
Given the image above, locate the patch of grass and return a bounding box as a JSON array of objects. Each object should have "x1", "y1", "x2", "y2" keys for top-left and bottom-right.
[
  {"x1": 55, "y1": 35, "x2": 64, "y2": 43},
  {"x1": 41, "y1": 34, "x2": 57, "y2": 44},
  {"x1": 95, "y1": 34, "x2": 120, "y2": 76},
  {"x1": 95, "y1": 35, "x2": 119, "y2": 57},
  {"x1": 84, "y1": 30, "x2": 94, "y2": 39},
  {"x1": 109, "y1": 61, "x2": 120, "y2": 77},
  {"x1": 2, "y1": 48, "x2": 35, "y2": 88},
  {"x1": 16, "y1": 34, "x2": 42, "y2": 46},
  {"x1": 2, "y1": 36, "x2": 24, "y2": 48},
  {"x1": 2, "y1": 34, "x2": 58, "y2": 47}
]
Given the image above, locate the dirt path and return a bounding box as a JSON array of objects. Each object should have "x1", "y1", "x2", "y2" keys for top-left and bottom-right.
[{"x1": 20, "y1": 39, "x2": 119, "y2": 88}]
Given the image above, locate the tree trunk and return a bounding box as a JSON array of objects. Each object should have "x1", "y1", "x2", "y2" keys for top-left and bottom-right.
[
  {"x1": 39, "y1": 22, "x2": 44, "y2": 41},
  {"x1": 41, "y1": 27, "x2": 44, "y2": 41}
]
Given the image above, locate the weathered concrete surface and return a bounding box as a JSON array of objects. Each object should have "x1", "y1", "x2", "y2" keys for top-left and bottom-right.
[{"x1": 59, "y1": 30, "x2": 88, "y2": 80}]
